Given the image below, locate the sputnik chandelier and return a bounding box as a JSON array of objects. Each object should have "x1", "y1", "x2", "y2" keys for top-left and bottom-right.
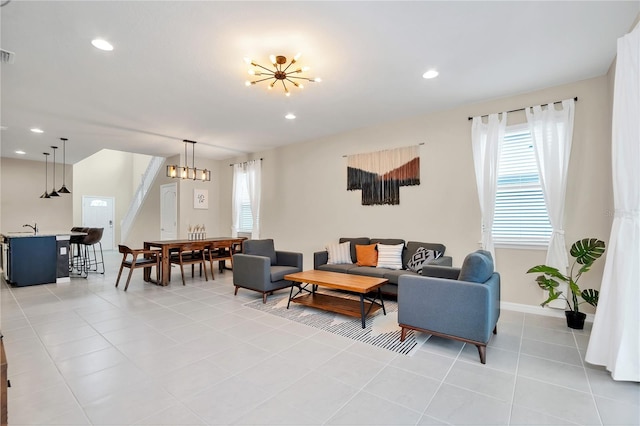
[{"x1": 244, "y1": 53, "x2": 321, "y2": 96}]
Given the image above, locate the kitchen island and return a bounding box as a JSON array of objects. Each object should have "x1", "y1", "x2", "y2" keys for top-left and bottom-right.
[{"x1": 1, "y1": 232, "x2": 73, "y2": 286}]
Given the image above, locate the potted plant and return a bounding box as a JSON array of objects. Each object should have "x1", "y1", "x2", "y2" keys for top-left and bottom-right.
[{"x1": 526, "y1": 238, "x2": 606, "y2": 329}]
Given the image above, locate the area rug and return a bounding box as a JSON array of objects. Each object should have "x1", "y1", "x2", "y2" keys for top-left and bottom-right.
[{"x1": 244, "y1": 291, "x2": 428, "y2": 356}]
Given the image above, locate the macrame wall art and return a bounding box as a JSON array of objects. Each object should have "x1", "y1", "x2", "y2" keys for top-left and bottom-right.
[{"x1": 347, "y1": 145, "x2": 420, "y2": 205}]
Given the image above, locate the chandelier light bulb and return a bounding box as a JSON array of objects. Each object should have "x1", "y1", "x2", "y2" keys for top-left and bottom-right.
[
  {"x1": 294, "y1": 52, "x2": 301, "y2": 61},
  {"x1": 245, "y1": 81, "x2": 252, "y2": 87},
  {"x1": 269, "y1": 54, "x2": 276, "y2": 65},
  {"x1": 314, "y1": 78, "x2": 322, "y2": 83},
  {"x1": 243, "y1": 57, "x2": 252, "y2": 64},
  {"x1": 248, "y1": 70, "x2": 255, "y2": 75}
]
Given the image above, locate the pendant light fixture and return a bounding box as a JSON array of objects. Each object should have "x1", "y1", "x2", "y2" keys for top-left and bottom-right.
[
  {"x1": 166, "y1": 139, "x2": 211, "y2": 182},
  {"x1": 49, "y1": 145, "x2": 60, "y2": 197},
  {"x1": 58, "y1": 137, "x2": 71, "y2": 194},
  {"x1": 40, "y1": 152, "x2": 51, "y2": 198}
]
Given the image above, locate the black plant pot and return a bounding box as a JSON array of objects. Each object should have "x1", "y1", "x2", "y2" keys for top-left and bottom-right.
[{"x1": 565, "y1": 311, "x2": 586, "y2": 330}]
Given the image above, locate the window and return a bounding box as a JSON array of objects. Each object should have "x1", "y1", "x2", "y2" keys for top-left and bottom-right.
[
  {"x1": 493, "y1": 124, "x2": 552, "y2": 247},
  {"x1": 237, "y1": 177, "x2": 254, "y2": 233}
]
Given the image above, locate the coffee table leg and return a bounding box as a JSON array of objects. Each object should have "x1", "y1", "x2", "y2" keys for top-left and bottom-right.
[
  {"x1": 360, "y1": 294, "x2": 366, "y2": 328},
  {"x1": 378, "y1": 288, "x2": 386, "y2": 315}
]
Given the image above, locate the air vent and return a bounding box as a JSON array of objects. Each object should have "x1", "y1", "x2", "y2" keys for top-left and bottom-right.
[{"x1": 1, "y1": 49, "x2": 15, "y2": 64}]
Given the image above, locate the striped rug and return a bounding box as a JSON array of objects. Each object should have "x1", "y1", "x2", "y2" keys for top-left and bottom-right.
[{"x1": 244, "y1": 290, "x2": 428, "y2": 356}]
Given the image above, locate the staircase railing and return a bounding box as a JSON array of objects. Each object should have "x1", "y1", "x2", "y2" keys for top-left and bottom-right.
[{"x1": 120, "y1": 156, "x2": 165, "y2": 242}]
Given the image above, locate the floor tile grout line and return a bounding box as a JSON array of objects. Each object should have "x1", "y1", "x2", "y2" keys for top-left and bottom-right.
[
  {"x1": 575, "y1": 329, "x2": 606, "y2": 426},
  {"x1": 507, "y1": 310, "x2": 525, "y2": 425}
]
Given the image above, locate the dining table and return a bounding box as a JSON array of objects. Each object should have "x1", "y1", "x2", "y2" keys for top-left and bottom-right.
[{"x1": 143, "y1": 237, "x2": 246, "y2": 286}]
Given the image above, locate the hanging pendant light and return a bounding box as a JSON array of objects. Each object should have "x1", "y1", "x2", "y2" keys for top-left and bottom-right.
[
  {"x1": 166, "y1": 139, "x2": 211, "y2": 182},
  {"x1": 49, "y1": 145, "x2": 60, "y2": 197},
  {"x1": 40, "y1": 152, "x2": 51, "y2": 198},
  {"x1": 58, "y1": 137, "x2": 71, "y2": 194}
]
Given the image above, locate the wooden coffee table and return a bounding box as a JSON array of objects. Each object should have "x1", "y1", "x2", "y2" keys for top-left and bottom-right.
[{"x1": 284, "y1": 270, "x2": 387, "y2": 328}]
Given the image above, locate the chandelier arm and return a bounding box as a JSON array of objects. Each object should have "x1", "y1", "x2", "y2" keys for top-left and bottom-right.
[
  {"x1": 281, "y1": 79, "x2": 288, "y2": 92},
  {"x1": 282, "y1": 61, "x2": 295, "y2": 73},
  {"x1": 253, "y1": 63, "x2": 276, "y2": 73},
  {"x1": 286, "y1": 76, "x2": 316, "y2": 81},
  {"x1": 251, "y1": 77, "x2": 277, "y2": 84}
]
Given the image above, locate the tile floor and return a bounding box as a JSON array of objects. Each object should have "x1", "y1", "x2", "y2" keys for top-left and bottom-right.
[{"x1": 1, "y1": 251, "x2": 638, "y2": 425}]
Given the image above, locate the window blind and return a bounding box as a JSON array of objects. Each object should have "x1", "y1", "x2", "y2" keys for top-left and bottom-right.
[{"x1": 493, "y1": 125, "x2": 552, "y2": 246}]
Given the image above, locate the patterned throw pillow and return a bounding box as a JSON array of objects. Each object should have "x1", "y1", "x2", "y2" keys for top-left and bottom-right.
[
  {"x1": 376, "y1": 243, "x2": 404, "y2": 270},
  {"x1": 406, "y1": 247, "x2": 442, "y2": 272},
  {"x1": 326, "y1": 241, "x2": 353, "y2": 265},
  {"x1": 355, "y1": 244, "x2": 378, "y2": 266}
]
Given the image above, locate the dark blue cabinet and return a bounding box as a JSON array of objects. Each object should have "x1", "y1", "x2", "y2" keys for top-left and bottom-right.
[{"x1": 7, "y1": 236, "x2": 57, "y2": 286}]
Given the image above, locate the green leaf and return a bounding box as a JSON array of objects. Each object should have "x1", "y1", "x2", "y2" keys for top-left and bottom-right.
[
  {"x1": 570, "y1": 238, "x2": 606, "y2": 265},
  {"x1": 581, "y1": 289, "x2": 599, "y2": 307},
  {"x1": 535, "y1": 275, "x2": 560, "y2": 290},
  {"x1": 527, "y1": 265, "x2": 568, "y2": 282}
]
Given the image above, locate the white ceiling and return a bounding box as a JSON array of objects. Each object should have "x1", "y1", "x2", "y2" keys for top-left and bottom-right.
[{"x1": 1, "y1": 1, "x2": 638, "y2": 164}]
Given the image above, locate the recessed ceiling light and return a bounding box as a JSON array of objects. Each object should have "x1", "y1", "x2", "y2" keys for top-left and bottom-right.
[
  {"x1": 422, "y1": 70, "x2": 439, "y2": 79},
  {"x1": 91, "y1": 39, "x2": 114, "y2": 51},
  {"x1": 285, "y1": 113, "x2": 296, "y2": 120},
  {"x1": 30, "y1": 128, "x2": 44, "y2": 133},
  {"x1": 15, "y1": 150, "x2": 26, "y2": 155}
]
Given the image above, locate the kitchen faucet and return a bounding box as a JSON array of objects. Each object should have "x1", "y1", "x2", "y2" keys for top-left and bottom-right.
[{"x1": 23, "y1": 223, "x2": 38, "y2": 234}]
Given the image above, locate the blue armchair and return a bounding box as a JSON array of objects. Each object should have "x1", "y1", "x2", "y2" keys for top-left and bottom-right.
[
  {"x1": 232, "y1": 239, "x2": 303, "y2": 303},
  {"x1": 397, "y1": 250, "x2": 500, "y2": 364}
]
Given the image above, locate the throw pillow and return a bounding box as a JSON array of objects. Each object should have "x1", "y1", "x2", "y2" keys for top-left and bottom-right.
[
  {"x1": 406, "y1": 247, "x2": 441, "y2": 273},
  {"x1": 326, "y1": 241, "x2": 353, "y2": 265},
  {"x1": 376, "y1": 243, "x2": 404, "y2": 270},
  {"x1": 355, "y1": 244, "x2": 378, "y2": 266}
]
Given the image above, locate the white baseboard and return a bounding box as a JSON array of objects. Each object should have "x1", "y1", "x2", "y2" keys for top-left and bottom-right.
[{"x1": 501, "y1": 301, "x2": 595, "y2": 323}]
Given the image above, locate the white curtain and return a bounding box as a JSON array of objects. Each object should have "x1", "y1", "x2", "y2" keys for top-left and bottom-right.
[
  {"x1": 586, "y1": 25, "x2": 640, "y2": 382},
  {"x1": 526, "y1": 99, "x2": 575, "y2": 309},
  {"x1": 231, "y1": 160, "x2": 262, "y2": 239},
  {"x1": 231, "y1": 163, "x2": 243, "y2": 237},
  {"x1": 245, "y1": 159, "x2": 262, "y2": 239},
  {"x1": 471, "y1": 112, "x2": 506, "y2": 261}
]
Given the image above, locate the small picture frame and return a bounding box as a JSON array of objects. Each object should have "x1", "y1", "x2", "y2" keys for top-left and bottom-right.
[{"x1": 194, "y1": 189, "x2": 208, "y2": 209}]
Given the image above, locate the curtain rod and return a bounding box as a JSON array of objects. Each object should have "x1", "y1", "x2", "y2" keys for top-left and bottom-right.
[
  {"x1": 342, "y1": 142, "x2": 424, "y2": 158},
  {"x1": 229, "y1": 158, "x2": 263, "y2": 167},
  {"x1": 467, "y1": 97, "x2": 578, "y2": 121}
]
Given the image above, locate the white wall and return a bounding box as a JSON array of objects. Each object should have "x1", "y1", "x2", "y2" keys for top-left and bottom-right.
[
  {"x1": 219, "y1": 75, "x2": 614, "y2": 311},
  {"x1": 0, "y1": 158, "x2": 73, "y2": 234}
]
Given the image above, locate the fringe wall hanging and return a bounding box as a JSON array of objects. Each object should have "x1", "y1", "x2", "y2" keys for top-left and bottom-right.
[{"x1": 347, "y1": 145, "x2": 420, "y2": 205}]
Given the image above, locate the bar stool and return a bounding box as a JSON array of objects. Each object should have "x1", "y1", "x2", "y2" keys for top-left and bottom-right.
[
  {"x1": 69, "y1": 227, "x2": 89, "y2": 275},
  {"x1": 80, "y1": 228, "x2": 105, "y2": 276}
]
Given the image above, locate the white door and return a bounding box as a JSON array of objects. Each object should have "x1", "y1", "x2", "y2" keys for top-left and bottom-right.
[
  {"x1": 160, "y1": 183, "x2": 177, "y2": 240},
  {"x1": 82, "y1": 196, "x2": 115, "y2": 250}
]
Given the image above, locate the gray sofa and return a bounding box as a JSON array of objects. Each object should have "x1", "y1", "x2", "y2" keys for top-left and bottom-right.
[
  {"x1": 313, "y1": 237, "x2": 452, "y2": 295},
  {"x1": 397, "y1": 250, "x2": 500, "y2": 364}
]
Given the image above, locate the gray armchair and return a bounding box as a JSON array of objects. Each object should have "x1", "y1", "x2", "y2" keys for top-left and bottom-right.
[
  {"x1": 232, "y1": 239, "x2": 303, "y2": 303},
  {"x1": 397, "y1": 250, "x2": 500, "y2": 364}
]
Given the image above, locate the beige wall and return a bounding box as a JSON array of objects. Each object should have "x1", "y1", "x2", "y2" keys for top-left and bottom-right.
[
  {"x1": 220, "y1": 75, "x2": 614, "y2": 312},
  {"x1": 0, "y1": 157, "x2": 73, "y2": 234},
  {"x1": 123, "y1": 155, "x2": 223, "y2": 248}
]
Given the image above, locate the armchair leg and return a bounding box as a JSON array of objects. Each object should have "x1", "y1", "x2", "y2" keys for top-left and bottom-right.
[
  {"x1": 476, "y1": 345, "x2": 487, "y2": 364},
  {"x1": 493, "y1": 325, "x2": 497, "y2": 335},
  {"x1": 234, "y1": 286, "x2": 239, "y2": 296},
  {"x1": 262, "y1": 293, "x2": 267, "y2": 304},
  {"x1": 400, "y1": 327, "x2": 407, "y2": 342}
]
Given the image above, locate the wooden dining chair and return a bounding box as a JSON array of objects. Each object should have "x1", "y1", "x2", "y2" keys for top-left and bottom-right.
[
  {"x1": 115, "y1": 245, "x2": 161, "y2": 291},
  {"x1": 169, "y1": 242, "x2": 210, "y2": 285}
]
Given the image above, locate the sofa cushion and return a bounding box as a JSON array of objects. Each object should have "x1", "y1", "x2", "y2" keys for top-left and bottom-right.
[
  {"x1": 376, "y1": 243, "x2": 404, "y2": 270},
  {"x1": 244, "y1": 239, "x2": 277, "y2": 265},
  {"x1": 356, "y1": 244, "x2": 378, "y2": 266},
  {"x1": 339, "y1": 237, "x2": 370, "y2": 263},
  {"x1": 382, "y1": 269, "x2": 418, "y2": 284},
  {"x1": 404, "y1": 241, "x2": 446, "y2": 267},
  {"x1": 317, "y1": 263, "x2": 359, "y2": 274},
  {"x1": 349, "y1": 266, "x2": 388, "y2": 278},
  {"x1": 271, "y1": 265, "x2": 301, "y2": 282},
  {"x1": 458, "y1": 250, "x2": 494, "y2": 283},
  {"x1": 406, "y1": 247, "x2": 441, "y2": 273},
  {"x1": 326, "y1": 241, "x2": 353, "y2": 265}
]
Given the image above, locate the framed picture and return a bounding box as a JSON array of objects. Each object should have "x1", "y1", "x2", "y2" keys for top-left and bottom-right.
[{"x1": 194, "y1": 189, "x2": 208, "y2": 209}]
